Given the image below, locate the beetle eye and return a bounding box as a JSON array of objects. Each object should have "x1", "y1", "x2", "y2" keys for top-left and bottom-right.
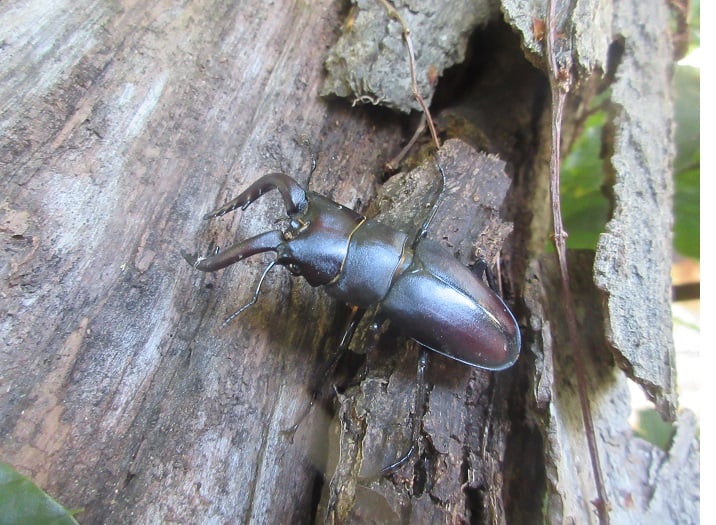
[
  {"x1": 287, "y1": 263, "x2": 302, "y2": 276},
  {"x1": 289, "y1": 218, "x2": 309, "y2": 234}
]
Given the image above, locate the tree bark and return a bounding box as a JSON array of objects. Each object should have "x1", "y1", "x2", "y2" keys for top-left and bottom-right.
[
  {"x1": 2, "y1": 1, "x2": 402, "y2": 522},
  {"x1": 0, "y1": 0, "x2": 698, "y2": 524}
]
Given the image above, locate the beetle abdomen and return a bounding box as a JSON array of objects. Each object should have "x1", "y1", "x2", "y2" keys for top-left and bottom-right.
[{"x1": 381, "y1": 239, "x2": 520, "y2": 370}]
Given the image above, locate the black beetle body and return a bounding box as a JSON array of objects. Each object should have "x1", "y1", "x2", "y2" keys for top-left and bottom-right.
[{"x1": 183, "y1": 173, "x2": 520, "y2": 370}]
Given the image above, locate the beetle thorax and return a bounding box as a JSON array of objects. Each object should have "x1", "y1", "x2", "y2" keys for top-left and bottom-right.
[{"x1": 276, "y1": 192, "x2": 364, "y2": 287}]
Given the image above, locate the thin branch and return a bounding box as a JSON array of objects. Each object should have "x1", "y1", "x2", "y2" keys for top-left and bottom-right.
[
  {"x1": 376, "y1": 0, "x2": 441, "y2": 151},
  {"x1": 544, "y1": 1, "x2": 611, "y2": 523},
  {"x1": 384, "y1": 114, "x2": 426, "y2": 173}
]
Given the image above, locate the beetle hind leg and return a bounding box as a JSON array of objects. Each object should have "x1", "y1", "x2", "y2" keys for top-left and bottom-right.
[
  {"x1": 411, "y1": 154, "x2": 446, "y2": 249},
  {"x1": 472, "y1": 258, "x2": 500, "y2": 294},
  {"x1": 378, "y1": 347, "x2": 429, "y2": 477}
]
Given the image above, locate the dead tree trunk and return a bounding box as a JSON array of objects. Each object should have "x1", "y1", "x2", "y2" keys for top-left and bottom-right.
[{"x1": 0, "y1": 0, "x2": 698, "y2": 524}]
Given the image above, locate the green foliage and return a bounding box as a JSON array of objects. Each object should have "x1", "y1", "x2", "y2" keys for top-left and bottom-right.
[
  {"x1": 632, "y1": 408, "x2": 677, "y2": 451},
  {"x1": 689, "y1": 0, "x2": 700, "y2": 51},
  {"x1": 559, "y1": 110, "x2": 610, "y2": 251},
  {"x1": 0, "y1": 462, "x2": 79, "y2": 525},
  {"x1": 557, "y1": 61, "x2": 700, "y2": 260},
  {"x1": 673, "y1": 64, "x2": 700, "y2": 259}
]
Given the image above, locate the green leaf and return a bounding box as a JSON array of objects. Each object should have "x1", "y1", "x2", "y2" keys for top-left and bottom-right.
[
  {"x1": 559, "y1": 111, "x2": 610, "y2": 251},
  {"x1": 558, "y1": 62, "x2": 700, "y2": 260},
  {"x1": 689, "y1": 0, "x2": 700, "y2": 51},
  {"x1": 0, "y1": 462, "x2": 80, "y2": 525},
  {"x1": 632, "y1": 408, "x2": 677, "y2": 451},
  {"x1": 673, "y1": 64, "x2": 700, "y2": 259}
]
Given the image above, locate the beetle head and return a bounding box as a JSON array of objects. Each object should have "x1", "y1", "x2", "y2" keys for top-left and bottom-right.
[{"x1": 276, "y1": 192, "x2": 364, "y2": 287}]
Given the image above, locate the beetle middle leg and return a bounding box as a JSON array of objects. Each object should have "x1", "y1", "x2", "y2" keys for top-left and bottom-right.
[{"x1": 281, "y1": 305, "x2": 368, "y2": 441}]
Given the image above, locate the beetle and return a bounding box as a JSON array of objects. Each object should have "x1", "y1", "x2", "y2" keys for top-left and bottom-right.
[{"x1": 181, "y1": 172, "x2": 520, "y2": 371}]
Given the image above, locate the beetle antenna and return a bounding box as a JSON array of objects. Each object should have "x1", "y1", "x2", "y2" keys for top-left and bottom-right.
[{"x1": 220, "y1": 260, "x2": 277, "y2": 327}]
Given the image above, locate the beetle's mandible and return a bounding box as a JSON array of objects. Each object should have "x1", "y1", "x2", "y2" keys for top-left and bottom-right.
[{"x1": 182, "y1": 173, "x2": 520, "y2": 370}]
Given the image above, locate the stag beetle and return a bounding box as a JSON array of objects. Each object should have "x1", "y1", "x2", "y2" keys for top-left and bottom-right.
[{"x1": 182, "y1": 172, "x2": 520, "y2": 370}]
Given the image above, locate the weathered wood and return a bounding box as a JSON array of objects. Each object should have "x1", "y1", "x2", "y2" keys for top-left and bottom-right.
[
  {"x1": 1, "y1": 1, "x2": 405, "y2": 523},
  {"x1": 593, "y1": 0, "x2": 678, "y2": 419},
  {"x1": 502, "y1": 0, "x2": 678, "y2": 418},
  {"x1": 322, "y1": 0, "x2": 499, "y2": 113},
  {"x1": 523, "y1": 251, "x2": 699, "y2": 524},
  {"x1": 316, "y1": 0, "x2": 696, "y2": 522}
]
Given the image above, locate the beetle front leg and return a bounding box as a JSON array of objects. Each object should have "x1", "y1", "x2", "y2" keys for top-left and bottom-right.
[{"x1": 220, "y1": 260, "x2": 278, "y2": 327}]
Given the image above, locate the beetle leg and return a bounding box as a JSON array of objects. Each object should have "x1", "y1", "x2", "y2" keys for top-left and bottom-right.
[
  {"x1": 204, "y1": 173, "x2": 307, "y2": 219},
  {"x1": 384, "y1": 114, "x2": 427, "y2": 174},
  {"x1": 411, "y1": 155, "x2": 446, "y2": 249},
  {"x1": 472, "y1": 258, "x2": 499, "y2": 294},
  {"x1": 220, "y1": 260, "x2": 277, "y2": 327},
  {"x1": 337, "y1": 306, "x2": 367, "y2": 353},
  {"x1": 181, "y1": 230, "x2": 284, "y2": 272},
  {"x1": 379, "y1": 347, "x2": 429, "y2": 476},
  {"x1": 280, "y1": 306, "x2": 367, "y2": 441}
]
